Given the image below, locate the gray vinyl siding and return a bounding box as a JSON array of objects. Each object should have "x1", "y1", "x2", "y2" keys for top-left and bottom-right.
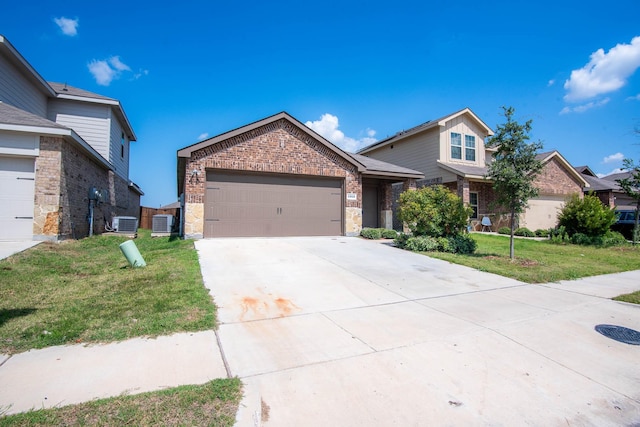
[
  {"x1": 109, "y1": 114, "x2": 129, "y2": 179},
  {"x1": 0, "y1": 55, "x2": 47, "y2": 117},
  {"x1": 365, "y1": 128, "x2": 456, "y2": 183},
  {"x1": 48, "y1": 99, "x2": 110, "y2": 159}
]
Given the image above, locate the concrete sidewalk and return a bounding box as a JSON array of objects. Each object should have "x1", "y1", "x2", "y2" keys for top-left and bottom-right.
[
  {"x1": 0, "y1": 331, "x2": 227, "y2": 415},
  {"x1": 0, "y1": 237, "x2": 639, "y2": 425}
]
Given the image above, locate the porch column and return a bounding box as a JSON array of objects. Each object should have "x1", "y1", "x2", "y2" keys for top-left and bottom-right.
[
  {"x1": 380, "y1": 182, "x2": 393, "y2": 230},
  {"x1": 401, "y1": 179, "x2": 417, "y2": 233},
  {"x1": 457, "y1": 176, "x2": 470, "y2": 204}
]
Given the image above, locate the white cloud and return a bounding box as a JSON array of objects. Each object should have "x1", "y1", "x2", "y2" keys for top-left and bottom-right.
[
  {"x1": 559, "y1": 97, "x2": 610, "y2": 114},
  {"x1": 563, "y1": 36, "x2": 640, "y2": 102},
  {"x1": 88, "y1": 56, "x2": 142, "y2": 86},
  {"x1": 109, "y1": 56, "x2": 130, "y2": 71},
  {"x1": 305, "y1": 114, "x2": 377, "y2": 153},
  {"x1": 626, "y1": 93, "x2": 640, "y2": 101},
  {"x1": 547, "y1": 79, "x2": 555, "y2": 87},
  {"x1": 198, "y1": 133, "x2": 209, "y2": 140},
  {"x1": 54, "y1": 17, "x2": 79, "y2": 36},
  {"x1": 87, "y1": 60, "x2": 116, "y2": 86},
  {"x1": 603, "y1": 152, "x2": 624, "y2": 164}
]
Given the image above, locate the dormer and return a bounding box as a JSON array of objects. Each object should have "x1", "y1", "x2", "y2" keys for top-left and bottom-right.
[{"x1": 437, "y1": 108, "x2": 493, "y2": 167}]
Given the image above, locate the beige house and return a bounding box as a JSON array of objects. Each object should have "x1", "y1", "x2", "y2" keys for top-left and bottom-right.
[
  {"x1": 358, "y1": 108, "x2": 588, "y2": 231},
  {"x1": 0, "y1": 35, "x2": 142, "y2": 241}
]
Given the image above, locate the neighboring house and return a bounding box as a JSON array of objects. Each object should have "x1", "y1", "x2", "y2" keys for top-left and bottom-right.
[
  {"x1": 575, "y1": 166, "x2": 635, "y2": 209},
  {"x1": 0, "y1": 35, "x2": 142, "y2": 241},
  {"x1": 599, "y1": 170, "x2": 637, "y2": 210},
  {"x1": 358, "y1": 108, "x2": 588, "y2": 231},
  {"x1": 177, "y1": 112, "x2": 423, "y2": 238}
]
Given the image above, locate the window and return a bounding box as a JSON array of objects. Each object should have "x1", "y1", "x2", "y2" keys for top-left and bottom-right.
[
  {"x1": 121, "y1": 132, "x2": 125, "y2": 158},
  {"x1": 451, "y1": 132, "x2": 476, "y2": 162},
  {"x1": 451, "y1": 133, "x2": 462, "y2": 159},
  {"x1": 465, "y1": 135, "x2": 476, "y2": 161},
  {"x1": 469, "y1": 192, "x2": 478, "y2": 219}
]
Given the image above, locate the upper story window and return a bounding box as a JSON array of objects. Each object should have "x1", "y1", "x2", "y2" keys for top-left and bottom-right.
[
  {"x1": 465, "y1": 135, "x2": 476, "y2": 161},
  {"x1": 450, "y1": 132, "x2": 476, "y2": 162},
  {"x1": 121, "y1": 132, "x2": 125, "y2": 158},
  {"x1": 451, "y1": 133, "x2": 462, "y2": 159}
]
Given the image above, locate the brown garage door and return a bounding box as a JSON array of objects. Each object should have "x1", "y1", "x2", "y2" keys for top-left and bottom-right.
[{"x1": 205, "y1": 172, "x2": 343, "y2": 237}]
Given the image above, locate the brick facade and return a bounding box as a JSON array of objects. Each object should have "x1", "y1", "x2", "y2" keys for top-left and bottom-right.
[
  {"x1": 182, "y1": 118, "x2": 362, "y2": 237},
  {"x1": 534, "y1": 157, "x2": 583, "y2": 197},
  {"x1": 34, "y1": 136, "x2": 140, "y2": 240}
]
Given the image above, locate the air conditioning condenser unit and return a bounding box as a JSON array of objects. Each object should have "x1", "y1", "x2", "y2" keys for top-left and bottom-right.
[
  {"x1": 112, "y1": 216, "x2": 138, "y2": 233},
  {"x1": 152, "y1": 214, "x2": 175, "y2": 233}
]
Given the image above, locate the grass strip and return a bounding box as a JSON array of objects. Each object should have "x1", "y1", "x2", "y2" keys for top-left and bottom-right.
[
  {"x1": 425, "y1": 233, "x2": 640, "y2": 284},
  {"x1": 0, "y1": 230, "x2": 216, "y2": 355},
  {"x1": 0, "y1": 378, "x2": 242, "y2": 426}
]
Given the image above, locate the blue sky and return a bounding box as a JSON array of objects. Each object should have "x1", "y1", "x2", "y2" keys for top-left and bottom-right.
[{"x1": 3, "y1": 0, "x2": 640, "y2": 207}]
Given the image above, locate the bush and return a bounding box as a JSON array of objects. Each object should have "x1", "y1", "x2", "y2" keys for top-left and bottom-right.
[
  {"x1": 535, "y1": 229, "x2": 549, "y2": 238},
  {"x1": 549, "y1": 225, "x2": 569, "y2": 243},
  {"x1": 405, "y1": 236, "x2": 440, "y2": 252},
  {"x1": 570, "y1": 230, "x2": 628, "y2": 247},
  {"x1": 394, "y1": 232, "x2": 410, "y2": 248},
  {"x1": 447, "y1": 234, "x2": 477, "y2": 254},
  {"x1": 558, "y1": 193, "x2": 617, "y2": 237},
  {"x1": 399, "y1": 234, "x2": 476, "y2": 254},
  {"x1": 381, "y1": 229, "x2": 398, "y2": 239},
  {"x1": 397, "y1": 185, "x2": 473, "y2": 237},
  {"x1": 514, "y1": 227, "x2": 535, "y2": 237},
  {"x1": 498, "y1": 227, "x2": 511, "y2": 235},
  {"x1": 360, "y1": 228, "x2": 382, "y2": 239}
]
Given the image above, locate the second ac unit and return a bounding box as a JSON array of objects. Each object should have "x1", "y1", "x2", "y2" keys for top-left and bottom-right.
[{"x1": 152, "y1": 214, "x2": 175, "y2": 233}]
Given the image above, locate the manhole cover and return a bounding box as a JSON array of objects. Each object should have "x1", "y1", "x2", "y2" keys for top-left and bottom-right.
[{"x1": 595, "y1": 324, "x2": 640, "y2": 345}]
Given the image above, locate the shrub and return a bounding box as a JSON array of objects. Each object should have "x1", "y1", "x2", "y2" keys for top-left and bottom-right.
[
  {"x1": 447, "y1": 234, "x2": 477, "y2": 254},
  {"x1": 535, "y1": 229, "x2": 549, "y2": 238},
  {"x1": 514, "y1": 227, "x2": 535, "y2": 237},
  {"x1": 570, "y1": 232, "x2": 591, "y2": 245},
  {"x1": 550, "y1": 225, "x2": 569, "y2": 243},
  {"x1": 568, "y1": 230, "x2": 627, "y2": 247},
  {"x1": 397, "y1": 185, "x2": 473, "y2": 237},
  {"x1": 360, "y1": 228, "x2": 382, "y2": 239},
  {"x1": 558, "y1": 193, "x2": 617, "y2": 237},
  {"x1": 498, "y1": 227, "x2": 511, "y2": 235},
  {"x1": 400, "y1": 234, "x2": 476, "y2": 254},
  {"x1": 381, "y1": 229, "x2": 398, "y2": 239},
  {"x1": 405, "y1": 236, "x2": 440, "y2": 252},
  {"x1": 394, "y1": 233, "x2": 410, "y2": 248}
]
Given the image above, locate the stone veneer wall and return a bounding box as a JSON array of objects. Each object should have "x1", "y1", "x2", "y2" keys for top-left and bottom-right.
[
  {"x1": 34, "y1": 136, "x2": 141, "y2": 240},
  {"x1": 182, "y1": 119, "x2": 362, "y2": 238}
]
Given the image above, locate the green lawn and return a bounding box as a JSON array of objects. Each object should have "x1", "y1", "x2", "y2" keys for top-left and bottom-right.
[
  {"x1": 0, "y1": 378, "x2": 242, "y2": 426},
  {"x1": 426, "y1": 233, "x2": 640, "y2": 283},
  {"x1": 0, "y1": 229, "x2": 216, "y2": 355}
]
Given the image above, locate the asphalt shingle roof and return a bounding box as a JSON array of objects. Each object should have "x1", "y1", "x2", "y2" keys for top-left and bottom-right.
[
  {"x1": 48, "y1": 82, "x2": 116, "y2": 101},
  {"x1": 0, "y1": 101, "x2": 68, "y2": 129},
  {"x1": 350, "y1": 153, "x2": 423, "y2": 176}
]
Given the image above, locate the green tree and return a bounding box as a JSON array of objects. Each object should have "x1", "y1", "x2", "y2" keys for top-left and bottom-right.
[
  {"x1": 557, "y1": 193, "x2": 617, "y2": 237},
  {"x1": 397, "y1": 185, "x2": 472, "y2": 237},
  {"x1": 485, "y1": 106, "x2": 544, "y2": 259},
  {"x1": 616, "y1": 158, "x2": 640, "y2": 244}
]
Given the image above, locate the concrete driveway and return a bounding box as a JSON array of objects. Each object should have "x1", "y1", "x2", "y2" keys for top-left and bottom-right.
[{"x1": 195, "y1": 237, "x2": 640, "y2": 426}]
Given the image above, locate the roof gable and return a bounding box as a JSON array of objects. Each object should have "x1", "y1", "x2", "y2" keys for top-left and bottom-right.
[
  {"x1": 358, "y1": 107, "x2": 494, "y2": 154},
  {"x1": 536, "y1": 150, "x2": 589, "y2": 188},
  {"x1": 178, "y1": 111, "x2": 365, "y2": 171}
]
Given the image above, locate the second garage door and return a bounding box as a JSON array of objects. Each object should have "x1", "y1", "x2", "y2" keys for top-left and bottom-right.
[
  {"x1": 0, "y1": 156, "x2": 35, "y2": 241},
  {"x1": 205, "y1": 172, "x2": 343, "y2": 237}
]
